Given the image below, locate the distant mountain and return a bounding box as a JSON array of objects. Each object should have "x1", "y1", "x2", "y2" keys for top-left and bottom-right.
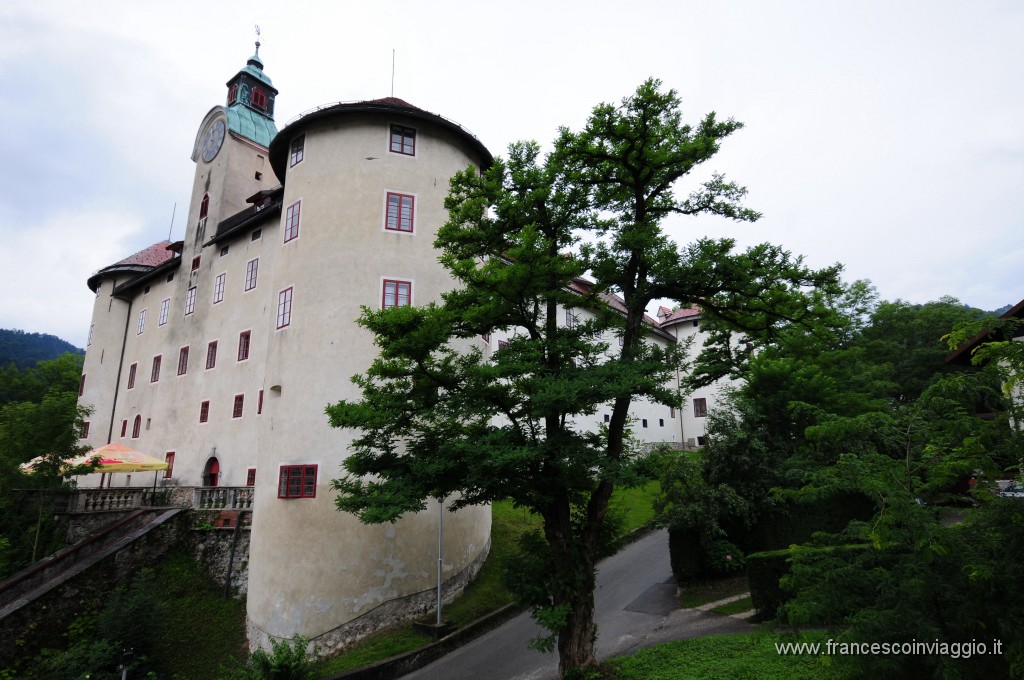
[
  {"x1": 0, "y1": 329, "x2": 83, "y2": 369},
  {"x1": 992, "y1": 304, "x2": 1014, "y2": 317}
]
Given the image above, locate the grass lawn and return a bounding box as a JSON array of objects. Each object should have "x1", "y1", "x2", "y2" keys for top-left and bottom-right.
[
  {"x1": 677, "y1": 574, "x2": 749, "y2": 608},
  {"x1": 318, "y1": 481, "x2": 660, "y2": 676},
  {"x1": 601, "y1": 630, "x2": 845, "y2": 680},
  {"x1": 711, "y1": 595, "x2": 753, "y2": 617}
]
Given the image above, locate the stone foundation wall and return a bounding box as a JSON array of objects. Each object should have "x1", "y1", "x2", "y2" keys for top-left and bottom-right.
[
  {"x1": 188, "y1": 511, "x2": 252, "y2": 597},
  {"x1": 247, "y1": 536, "x2": 491, "y2": 656}
]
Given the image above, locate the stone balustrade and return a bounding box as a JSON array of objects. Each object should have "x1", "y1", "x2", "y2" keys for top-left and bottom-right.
[{"x1": 67, "y1": 486, "x2": 254, "y2": 513}]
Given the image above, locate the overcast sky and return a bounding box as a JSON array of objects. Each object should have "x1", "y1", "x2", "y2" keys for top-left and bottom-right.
[{"x1": 2, "y1": 0, "x2": 1021, "y2": 348}]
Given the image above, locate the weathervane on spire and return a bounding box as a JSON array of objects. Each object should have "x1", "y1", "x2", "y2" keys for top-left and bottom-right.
[{"x1": 254, "y1": 24, "x2": 261, "y2": 55}]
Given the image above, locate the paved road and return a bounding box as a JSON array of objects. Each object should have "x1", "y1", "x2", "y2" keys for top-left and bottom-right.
[{"x1": 402, "y1": 529, "x2": 752, "y2": 679}]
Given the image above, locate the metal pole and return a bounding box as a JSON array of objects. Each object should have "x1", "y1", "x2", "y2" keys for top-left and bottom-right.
[{"x1": 436, "y1": 496, "x2": 443, "y2": 626}]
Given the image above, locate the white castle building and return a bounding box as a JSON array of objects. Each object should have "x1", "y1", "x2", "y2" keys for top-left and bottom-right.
[{"x1": 76, "y1": 47, "x2": 722, "y2": 651}]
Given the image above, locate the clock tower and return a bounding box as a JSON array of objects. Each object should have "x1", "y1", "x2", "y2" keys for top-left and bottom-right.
[{"x1": 185, "y1": 40, "x2": 279, "y2": 250}]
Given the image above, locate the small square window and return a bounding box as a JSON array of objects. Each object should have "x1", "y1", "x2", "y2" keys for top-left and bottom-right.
[
  {"x1": 389, "y1": 125, "x2": 415, "y2": 155},
  {"x1": 199, "y1": 400, "x2": 210, "y2": 423},
  {"x1": 127, "y1": 363, "x2": 137, "y2": 390},
  {"x1": 191, "y1": 255, "x2": 201, "y2": 272},
  {"x1": 220, "y1": 246, "x2": 229, "y2": 257},
  {"x1": 385, "y1": 192, "x2": 414, "y2": 233},
  {"x1": 603, "y1": 414, "x2": 610, "y2": 423},
  {"x1": 289, "y1": 134, "x2": 305, "y2": 166},
  {"x1": 206, "y1": 341, "x2": 218, "y2": 370},
  {"x1": 166, "y1": 272, "x2": 175, "y2": 283},
  {"x1": 164, "y1": 452, "x2": 175, "y2": 479},
  {"x1": 659, "y1": 418, "x2": 664, "y2": 427},
  {"x1": 251, "y1": 229, "x2": 262, "y2": 241},
  {"x1": 150, "y1": 355, "x2": 162, "y2": 383},
  {"x1": 278, "y1": 465, "x2": 317, "y2": 498},
  {"x1": 232, "y1": 394, "x2": 244, "y2": 419},
  {"x1": 382, "y1": 279, "x2": 411, "y2": 308},
  {"x1": 284, "y1": 201, "x2": 301, "y2": 242}
]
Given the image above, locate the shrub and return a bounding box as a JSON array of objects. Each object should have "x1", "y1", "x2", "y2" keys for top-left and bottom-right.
[{"x1": 227, "y1": 636, "x2": 316, "y2": 680}]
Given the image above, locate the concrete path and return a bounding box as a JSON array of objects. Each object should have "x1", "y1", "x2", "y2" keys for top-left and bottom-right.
[{"x1": 401, "y1": 529, "x2": 753, "y2": 679}]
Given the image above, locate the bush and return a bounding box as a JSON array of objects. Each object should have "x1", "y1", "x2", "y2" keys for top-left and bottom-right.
[
  {"x1": 745, "y1": 549, "x2": 791, "y2": 620},
  {"x1": 227, "y1": 636, "x2": 316, "y2": 680}
]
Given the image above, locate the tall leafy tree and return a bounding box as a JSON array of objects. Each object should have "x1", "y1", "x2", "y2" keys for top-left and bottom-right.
[{"x1": 327, "y1": 79, "x2": 841, "y2": 677}]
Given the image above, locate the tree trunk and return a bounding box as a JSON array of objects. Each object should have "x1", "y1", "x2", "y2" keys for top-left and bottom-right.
[{"x1": 557, "y1": 587, "x2": 598, "y2": 678}]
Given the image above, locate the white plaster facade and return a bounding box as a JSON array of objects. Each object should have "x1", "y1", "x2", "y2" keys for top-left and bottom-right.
[{"x1": 76, "y1": 49, "x2": 733, "y2": 652}]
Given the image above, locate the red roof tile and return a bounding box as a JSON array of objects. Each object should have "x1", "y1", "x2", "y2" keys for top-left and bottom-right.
[{"x1": 111, "y1": 241, "x2": 176, "y2": 268}]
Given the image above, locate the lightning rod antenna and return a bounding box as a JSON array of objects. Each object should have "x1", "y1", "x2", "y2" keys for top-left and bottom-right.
[
  {"x1": 255, "y1": 25, "x2": 261, "y2": 55},
  {"x1": 168, "y1": 203, "x2": 176, "y2": 241},
  {"x1": 391, "y1": 49, "x2": 395, "y2": 97}
]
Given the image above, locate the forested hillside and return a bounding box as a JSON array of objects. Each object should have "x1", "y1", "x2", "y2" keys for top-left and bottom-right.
[{"x1": 0, "y1": 329, "x2": 82, "y2": 369}]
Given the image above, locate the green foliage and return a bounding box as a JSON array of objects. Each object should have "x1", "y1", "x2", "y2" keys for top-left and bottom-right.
[
  {"x1": 328, "y1": 79, "x2": 839, "y2": 677},
  {"x1": 226, "y1": 637, "x2": 316, "y2": 680},
  {"x1": 602, "y1": 630, "x2": 843, "y2": 680},
  {"x1": 0, "y1": 353, "x2": 91, "y2": 574},
  {"x1": 0, "y1": 329, "x2": 82, "y2": 372}
]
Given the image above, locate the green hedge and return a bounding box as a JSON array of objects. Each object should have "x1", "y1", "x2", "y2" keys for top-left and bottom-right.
[{"x1": 746, "y1": 549, "x2": 792, "y2": 620}]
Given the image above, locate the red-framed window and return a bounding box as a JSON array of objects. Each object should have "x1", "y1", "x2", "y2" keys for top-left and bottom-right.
[
  {"x1": 247, "y1": 468, "x2": 256, "y2": 486},
  {"x1": 150, "y1": 355, "x2": 162, "y2": 383},
  {"x1": 284, "y1": 201, "x2": 301, "y2": 242},
  {"x1": 132, "y1": 414, "x2": 142, "y2": 438},
  {"x1": 498, "y1": 340, "x2": 509, "y2": 350},
  {"x1": 200, "y1": 193, "x2": 210, "y2": 219},
  {"x1": 120, "y1": 419, "x2": 128, "y2": 437},
  {"x1": 127, "y1": 363, "x2": 137, "y2": 389},
  {"x1": 237, "y1": 331, "x2": 251, "y2": 361},
  {"x1": 245, "y1": 258, "x2": 259, "y2": 291},
  {"x1": 693, "y1": 398, "x2": 707, "y2": 418},
  {"x1": 289, "y1": 134, "x2": 305, "y2": 167},
  {"x1": 80, "y1": 421, "x2": 90, "y2": 439},
  {"x1": 213, "y1": 273, "x2": 226, "y2": 304},
  {"x1": 385, "y1": 192, "x2": 414, "y2": 232},
  {"x1": 278, "y1": 465, "x2": 317, "y2": 499},
  {"x1": 199, "y1": 400, "x2": 210, "y2": 423},
  {"x1": 227, "y1": 84, "x2": 238, "y2": 104},
  {"x1": 277, "y1": 287, "x2": 293, "y2": 329},
  {"x1": 232, "y1": 394, "x2": 244, "y2": 419},
  {"x1": 252, "y1": 87, "x2": 267, "y2": 110},
  {"x1": 206, "y1": 341, "x2": 218, "y2": 370},
  {"x1": 389, "y1": 125, "x2": 416, "y2": 155},
  {"x1": 177, "y1": 346, "x2": 189, "y2": 376},
  {"x1": 382, "y1": 279, "x2": 411, "y2": 308},
  {"x1": 159, "y1": 298, "x2": 170, "y2": 325},
  {"x1": 164, "y1": 452, "x2": 175, "y2": 479},
  {"x1": 185, "y1": 286, "x2": 197, "y2": 315},
  {"x1": 79, "y1": 373, "x2": 86, "y2": 396},
  {"x1": 257, "y1": 389, "x2": 264, "y2": 415},
  {"x1": 191, "y1": 256, "x2": 201, "y2": 272},
  {"x1": 137, "y1": 309, "x2": 147, "y2": 335}
]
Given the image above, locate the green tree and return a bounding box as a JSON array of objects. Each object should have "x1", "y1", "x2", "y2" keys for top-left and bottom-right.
[
  {"x1": 327, "y1": 80, "x2": 841, "y2": 677},
  {"x1": 0, "y1": 354, "x2": 91, "y2": 573}
]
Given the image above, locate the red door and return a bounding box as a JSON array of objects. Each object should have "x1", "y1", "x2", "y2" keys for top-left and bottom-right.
[{"x1": 203, "y1": 457, "x2": 220, "y2": 487}]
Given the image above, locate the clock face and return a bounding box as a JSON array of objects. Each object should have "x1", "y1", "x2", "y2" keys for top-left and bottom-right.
[{"x1": 201, "y1": 119, "x2": 226, "y2": 163}]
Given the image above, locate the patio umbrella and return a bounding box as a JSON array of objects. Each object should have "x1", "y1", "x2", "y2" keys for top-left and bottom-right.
[{"x1": 71, "y1": 443, "x2": 168, "y2": 472}]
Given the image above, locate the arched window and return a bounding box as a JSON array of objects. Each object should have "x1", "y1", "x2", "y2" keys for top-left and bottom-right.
[
  {"x1": 199, "y1": 193, "x2": 210, "y2": 220},
  {"x1": 132, "y1": 415, "x2": 142, "y2": 439},
  {"x1": 227, "y1": 83, "x2": 238, "y2": 105},
  {"x1": 203, "y1": 457, "x2": 220, "y2": 487}
]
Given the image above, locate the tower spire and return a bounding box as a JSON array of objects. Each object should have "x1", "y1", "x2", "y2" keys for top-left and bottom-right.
[{"x1": 254, "y1": 24, "x2": 261, "y2": 57}]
